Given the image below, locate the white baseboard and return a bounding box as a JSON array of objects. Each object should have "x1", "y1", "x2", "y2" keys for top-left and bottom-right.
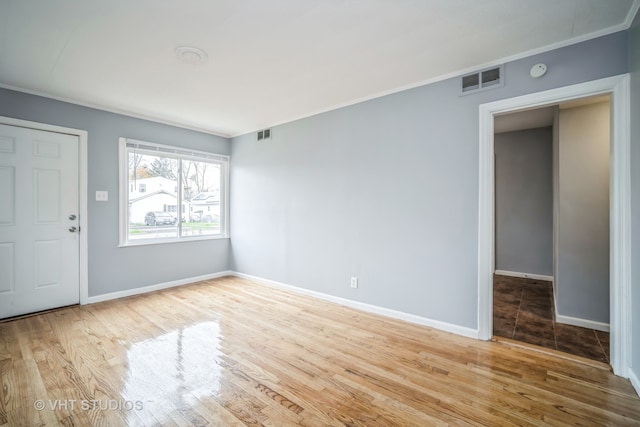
[
  {"x1": 551, "y1": 280, "x2": 559, "y2": 322},
  {"x1": 494, "y1": 270, "x2": 554, "y2": 282},
  {"x1": 555, "y1": 314, "x2": 610, "y2": 332},
  {"x1": 629, "y1": 368, "x2": 640, "y2": 397},
  {"x1": 86, "y1": 270, "x2": 232, "y2": 304},
  {"x1": 230, "y1": 271, "x2": 478, "y2": 339}
]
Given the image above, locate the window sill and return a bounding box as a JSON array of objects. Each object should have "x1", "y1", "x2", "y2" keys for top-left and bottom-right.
[{"x1": 118, "y1": 234, "x2": 230, "y2": 248}]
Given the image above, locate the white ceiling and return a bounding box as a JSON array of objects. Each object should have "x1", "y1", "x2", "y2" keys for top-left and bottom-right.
[{"x1": 0, "y1": 0, "x2": 637, "y2": 137}]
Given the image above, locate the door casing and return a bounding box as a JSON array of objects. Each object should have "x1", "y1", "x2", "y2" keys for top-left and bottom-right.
[
  {"x1": 477, "y1": 74, "x2": 631, "y2": 378},
  {"x1": 0, "y1": 116, "x2": 89, "y2": 307}
]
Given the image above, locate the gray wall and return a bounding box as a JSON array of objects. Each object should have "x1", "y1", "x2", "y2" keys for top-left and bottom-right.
[
  {"x1": 0, "y1": 89, "x2": 231, "y2": 297},
  {"x1": 495, "y1": 127, "x2": 553, "y2": 276},
  {"x1": 630, "y1": 12, "x2": 640, "y2": 386},
  {"x1": 230, "y1": 31, "x2": 629, "y2": 329},
  {"x1": 557, "y1": 102, "x2": 610, "y2": 323}
]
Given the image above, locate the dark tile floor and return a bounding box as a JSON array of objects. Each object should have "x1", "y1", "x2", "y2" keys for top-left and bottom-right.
[{"x1": 493, "y1": 274, "x2": 610, "y2": 363}]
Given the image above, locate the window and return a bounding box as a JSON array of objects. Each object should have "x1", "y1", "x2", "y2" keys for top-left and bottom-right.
[{"x1": 119, "y1": 138, "x2": 229, "y2": 246}]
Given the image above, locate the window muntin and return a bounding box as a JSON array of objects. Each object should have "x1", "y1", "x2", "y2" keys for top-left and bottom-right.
[{"x1": 119, "y1": 138, "x2": 229, "y2": 246}]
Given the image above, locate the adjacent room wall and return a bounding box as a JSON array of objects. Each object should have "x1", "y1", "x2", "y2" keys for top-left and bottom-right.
[
  {"x1": 552, "y1": 107, "x2": 560, "y2": 313},
  {"x1": 0, "y1": 89, "x2": 231, "y2": 297},
  {"x1": 494, "y1": 127, "x2": 553, "y2": 277},
  {"x1": 629, "y1": 10, "x2": 640, "y2": 389},
  {"x1": 556, "y1": 102, "x2": 610, "y2": 324},
  {"x1": 230, "y1": 31, "x2": 628, "y2": 330}
]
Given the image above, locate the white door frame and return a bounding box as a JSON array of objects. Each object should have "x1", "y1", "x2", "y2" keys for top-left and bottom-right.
[
  {"x1": 477, "y1": 74, "x2": 631, "y2": 377},
  {"x1": 0, "y1": 116, "x2": 89, "y2": 306}
]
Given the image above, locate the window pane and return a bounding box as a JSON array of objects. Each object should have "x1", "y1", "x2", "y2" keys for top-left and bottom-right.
[
  {"x1": 181, "y1": 159, "x2": 222, "y2": 237},
  {"x1": 127, "y1": 152, "x2": 179, "y2": 240},
  {"x1": 120, "y1": 137, "x2": 228, "y2": 246}
]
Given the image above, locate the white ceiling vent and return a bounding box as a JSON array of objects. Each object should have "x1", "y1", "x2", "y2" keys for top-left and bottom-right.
[
  {"x1": 257, "y1": 128, "x2": 272, "y2": 141},
  {"x1": 460, "y1": 65, "x2": 504, "y2": 95}
]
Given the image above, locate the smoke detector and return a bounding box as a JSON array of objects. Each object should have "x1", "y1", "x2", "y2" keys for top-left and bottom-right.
[
  {"x1": 175, "y1": 46, "x2": 208, "y2": 65},
  {"x1": 530, "y1": 63, "x2": 548, "y2": 78}
]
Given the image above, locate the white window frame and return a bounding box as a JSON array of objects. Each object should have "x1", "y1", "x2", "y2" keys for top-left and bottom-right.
[{"x1": 118, "y1": 137, "x2": 230, "y2": 246}]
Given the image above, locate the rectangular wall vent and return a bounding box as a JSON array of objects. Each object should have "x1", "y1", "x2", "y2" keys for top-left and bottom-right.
[
  {"x1": 481, "y1": 68, "x2": 500, "y2": 86},
  {"x1": 460, "y1": 65, "x2": 503, "y2": 95},
  {"x1": 462, "y1": 73, "x2": 480, "y2": 92},
  {"x1": 257, "y1": 128, "x2": 272, "y2": 141}
]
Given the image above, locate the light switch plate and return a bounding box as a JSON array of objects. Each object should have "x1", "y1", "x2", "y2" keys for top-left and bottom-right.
[{"x1": 96, "y1": 191, "x2": 109, "y2": 201}]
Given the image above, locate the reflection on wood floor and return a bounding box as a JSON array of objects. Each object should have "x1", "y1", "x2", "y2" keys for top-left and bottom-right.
[
  {"x1": 493, "y1": 274, "x2": 610, "y2": 363},
  {"x1": 1, "y1": 276, "x2": 639, "y2": 426}
]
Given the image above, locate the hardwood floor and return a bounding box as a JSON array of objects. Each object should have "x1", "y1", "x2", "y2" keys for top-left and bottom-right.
[
  {"x1": 493, "y1": 274, "x2": 610, "y2": 363},
  {"x1": 1, "y1": 276, "x2": 639, "y2": 426}
]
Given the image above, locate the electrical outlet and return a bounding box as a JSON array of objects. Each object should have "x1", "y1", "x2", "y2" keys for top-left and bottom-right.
[
  {"x1": 350, "y1": 277, "x2": 358, "y2": 289},
  {"x1": 95, "y1": 191, "x2": 109, "y2": 201}
]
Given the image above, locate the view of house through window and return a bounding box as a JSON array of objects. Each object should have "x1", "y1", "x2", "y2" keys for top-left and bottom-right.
[{"x1": 120, "y1": 138, "x2": 228, "y2": 244}]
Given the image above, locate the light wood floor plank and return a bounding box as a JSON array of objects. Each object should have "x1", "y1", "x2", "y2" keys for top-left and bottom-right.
[{"x1": 1, "y1": 276, "x2": 639, "y2": 426}]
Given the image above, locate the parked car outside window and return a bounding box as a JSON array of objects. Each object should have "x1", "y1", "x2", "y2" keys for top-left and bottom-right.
[{"x1": 144, "y1": 211, "x2": 176, "y2": 226}]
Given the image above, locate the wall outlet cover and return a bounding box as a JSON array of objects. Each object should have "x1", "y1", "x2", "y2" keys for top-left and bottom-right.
[{"x1": 96, "y1": 191, "x2": 109, "y2": 201}]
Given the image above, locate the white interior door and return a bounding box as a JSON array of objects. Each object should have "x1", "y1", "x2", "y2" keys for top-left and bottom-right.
[{"x1": 0, "y1": 124, "x2": 80, "y2": 318}]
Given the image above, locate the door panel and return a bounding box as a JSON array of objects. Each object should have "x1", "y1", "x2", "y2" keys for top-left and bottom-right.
[
  {"x1": 0, "y1": 166, "x2": 13, "y2": 224},
  {"x1": 0, "y1": 135, "x2": 14, "y2": 152},
  {"x1": 0, "y1": 124, "x2": 79, "y2": 318},
  {"x1": 35, "y1": 239, "x2": 62, "y2": 287},
  {"x1": 34, "y1": 168, "x2": 60, "y2": 223},
  {"x1": 0, "y1": 242, "x2": 14, "y2": 293}
]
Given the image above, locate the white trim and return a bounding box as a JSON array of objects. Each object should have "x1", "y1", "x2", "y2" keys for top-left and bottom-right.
[
  {"x1": 124, "y1": 137, "x2": 230, "y2": 162},
  {"x1": 629, "y1": 368, "x2": 640, "y2": 397},
  {"x1": 625, "y1": 0, "x2": 640, "y2": 28},
  {"x1": 555, "y1": 315, "x2": 610, "y2": 333},
  {"x1": 610, "y1": 74, "x2": 632, "y2": 378},
  {"x1": 552, "y1": 276, "x2": 560, "y2": 324},
  {"x1": 236, "y1": 25, "x2": 633, "y2": 137},
  {"x1": 117, "y1": 235, "x2": 230, "y2": 248},
  {"x1": 221, "y1": 157, "x2": 230, "y2": 237},
  {"x1": 118, "y1": 138, "x2": 128, "y2": 247},
  {"x1": 86, "y1": 271, "x2": 232, "y2": 304},
  {"x1": 0, "y1": 83, "x2": 232, "y2": 139},
  {"x1": 478, "y1": 101, "x2": 496, "y2": 340},
  {"x1": 118, "y1": 137, "x2": 230, "y2": 247},
  {"x1": 478, "y1": 74, "x2": 632, "y2": 378},
  {"x1": 0, "y1": 116, "x2": 89, "y2": 306},
  {"x1": 494, "y1": 270, "x2": 554, "y2": 282},
  {"x1": 79, "y1": 128, "x2": 89, "y2": 305},
  {"x1": 231, "y1": 272, "x2": 478, "y2": 339}
]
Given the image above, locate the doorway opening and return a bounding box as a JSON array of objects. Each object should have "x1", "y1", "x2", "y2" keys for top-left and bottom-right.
[
  {"x1": 477, "y1": 75, "x2": 631, "y2": 378},
  {"x1": 492, "y1": 96, "x2": 611, "y2": 363}
]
